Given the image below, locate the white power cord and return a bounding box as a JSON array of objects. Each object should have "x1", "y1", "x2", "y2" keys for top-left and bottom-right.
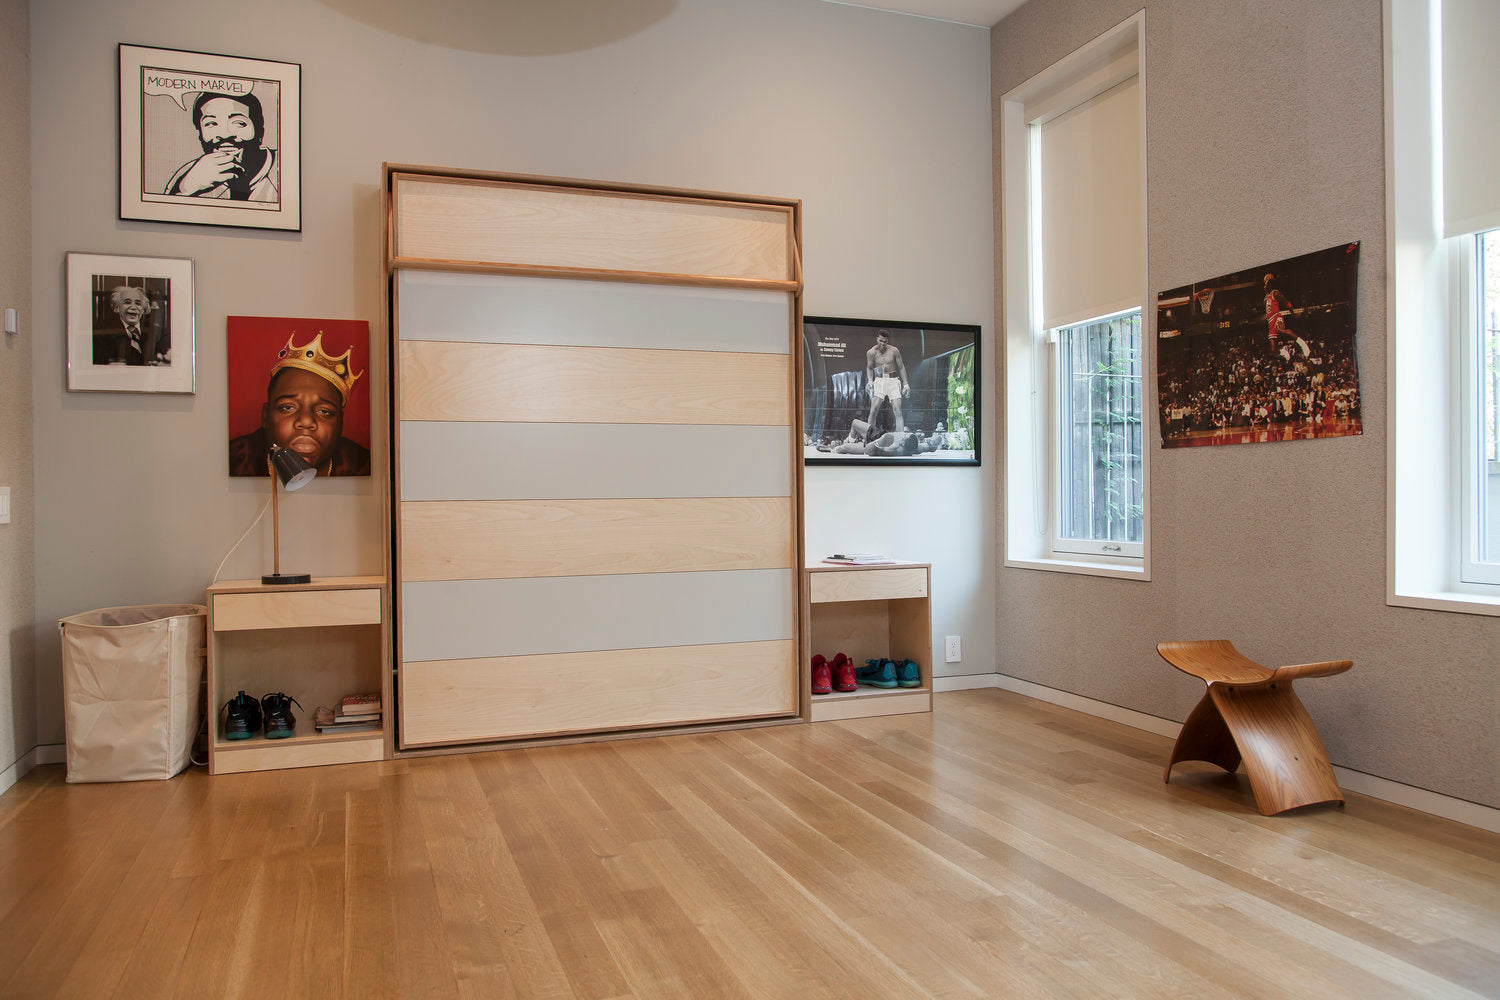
[{"x1": 209, "y1": 498, "x2": 271, "y2": 586}]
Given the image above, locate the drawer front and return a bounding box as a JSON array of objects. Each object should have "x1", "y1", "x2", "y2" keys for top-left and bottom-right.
[
  {"x1": 212, "y1": 736, "x2": 384, "y2": 774},
  {"x1": 809, "y1": 568, "x2": 927, "y2": 603},
  {"x1": 213, "y1": 589, "x2": 382, "y2": 631},
  {"x1": 401, "y1": 639, "x2": 796, "y2": 747}
]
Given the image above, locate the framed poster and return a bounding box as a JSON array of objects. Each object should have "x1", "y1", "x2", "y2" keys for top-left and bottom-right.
[
  {"x1": 803, "y1": 316, "x2": 979, "y2": 465},
  {"x1": 119, "y1": 44, "x2": 301, "y2": 231},
  {"x1": 1156, "y1": 242, "x2": 1362, "y2": 448},
  {"x1": 227, "y1": 316, "x2": 371, "y2": 477},
  {"x1": 65, "y1": 251, "x2": 194, "y2": 393}
]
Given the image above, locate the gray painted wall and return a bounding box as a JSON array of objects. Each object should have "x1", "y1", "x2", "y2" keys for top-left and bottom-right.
[
  {"x1": 27, "y1": 0, "x2": 995, "y2": 745},
  {"x1": 0, "y1": 0, "x2": 36, "y2": 777},
  {"x1": 992, "y1": 0, "x2": 1499, "y2": 807}
]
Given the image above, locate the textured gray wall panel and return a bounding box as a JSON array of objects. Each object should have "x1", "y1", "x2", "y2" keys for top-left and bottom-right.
[
  {"x1": 399, "y1": 421, "x2": 792, "y2": 500},
  {"x1": 993, "y1": 0, "x2": 1499, "y2": 808},
  {"x1": 402, "y1": 569, "x2": 795, "y2": 662},
  {"x1": 397, "y1": 270, "x2": 790, "y2": 354}
]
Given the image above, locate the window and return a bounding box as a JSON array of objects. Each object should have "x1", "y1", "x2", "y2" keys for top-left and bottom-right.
[
  {"x1": 1054, "y1": 310, "x2": 1144, "y2": 556},
  {"x1": 1385, "y1": 0, "x2": 1500, "y2": 614},
  {"x1": 1460, "y1": 229, "x2": 1500, "y2": 584},
  {"x1": 1001, "y1": 12, "x2": 1148, "y2": 578}
]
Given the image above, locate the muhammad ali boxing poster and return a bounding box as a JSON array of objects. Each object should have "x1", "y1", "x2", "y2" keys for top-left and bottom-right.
[
  {"x1": 119, "y1": 44, "x2": 301, "y2": 231},
  {"x1": 803, "y1": 316, "x2": 980, "y2": 465},
  {"x1": 1156, "y1": 242, "x2": 1362, "y2": 448},
  {"x1": 227, "y1": 317, "x2": 371, "y2": 478}
]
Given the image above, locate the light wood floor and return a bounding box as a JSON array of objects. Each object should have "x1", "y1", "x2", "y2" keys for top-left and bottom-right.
[{"x1": 1, "y1": 689, "x2": 1497, "y2": 999}]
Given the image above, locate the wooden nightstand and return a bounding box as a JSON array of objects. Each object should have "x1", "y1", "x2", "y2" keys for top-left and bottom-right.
[
  {"x1": 205, "y1": 577, "x2": 388, "y2": 774},
  {"x1": 803, "y1": 562, "x2": 932, "y2": 722}
]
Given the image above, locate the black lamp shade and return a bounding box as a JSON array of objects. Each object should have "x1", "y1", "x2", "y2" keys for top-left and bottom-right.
[{"x1": 269, "y1": 445, "x2": 317, "y2": 491}]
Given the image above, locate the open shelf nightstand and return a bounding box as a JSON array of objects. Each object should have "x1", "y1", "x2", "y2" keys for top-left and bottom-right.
[
  {"x1": 803, "y1": 562, "x2": 933, "y2": 722},
  {"x1": 205, "y1": 577, "x2": 388, "y2": 774}
]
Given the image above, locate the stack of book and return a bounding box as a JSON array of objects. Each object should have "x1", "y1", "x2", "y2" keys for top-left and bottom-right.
[
  {"x1": 822, "y1": 553, "x2": 896, "y2": 565},
  {"x1": 313, "y1": 692, "x2": 383, "y2": 733}
]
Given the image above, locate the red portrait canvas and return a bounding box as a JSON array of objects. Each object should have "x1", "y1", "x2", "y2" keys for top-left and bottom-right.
[{"x1": 226, "y1": 316, "x2": 371, "y2": 477}]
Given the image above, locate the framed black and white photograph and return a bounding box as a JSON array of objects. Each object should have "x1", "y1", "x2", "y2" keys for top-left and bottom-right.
[
  {"x1": 118, "y1": 44, "x2": 301, "y2": 231},
  {"x1": 66, "y1": 252, "x2": 195, "y2": 393},
  {"x1": 803, "y1": 316, "x2": 979, "y2": 465}
]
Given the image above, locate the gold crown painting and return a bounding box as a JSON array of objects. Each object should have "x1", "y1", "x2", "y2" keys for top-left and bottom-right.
[{"x1": 271, "y1": 332, "x2": 364, "y2": 403}]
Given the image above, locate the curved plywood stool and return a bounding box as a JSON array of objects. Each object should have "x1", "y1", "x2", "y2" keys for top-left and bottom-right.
[{"x1": 1158, "y1": 640, "x2": 1352, "y2": 816}]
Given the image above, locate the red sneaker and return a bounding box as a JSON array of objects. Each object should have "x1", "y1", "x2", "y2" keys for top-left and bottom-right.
[
  {"x1": 810, "y1": 654, "x2": 833, "y2": 695},
  {"x1": 830, "y1": 653, "x2": 857, "y2": 692}
]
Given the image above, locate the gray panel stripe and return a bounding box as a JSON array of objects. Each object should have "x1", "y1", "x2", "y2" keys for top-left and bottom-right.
[
  {"x1": 400, "y1": 569, "x2": 794, "y2": 662},
  {"x1": 397, "y1": 270, "x2": 789, "y2": 354},
  {"x1": 399, "y1": 422, "x2": 791, "y2": 500}
]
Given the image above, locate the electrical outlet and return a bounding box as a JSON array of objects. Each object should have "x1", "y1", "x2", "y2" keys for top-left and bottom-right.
[
  {"x1": 0, "y1": 487, "x2": 9, "y2": 525},
  {"x1": 945, "y1": 635, "x2": 961, "y2": 663}
]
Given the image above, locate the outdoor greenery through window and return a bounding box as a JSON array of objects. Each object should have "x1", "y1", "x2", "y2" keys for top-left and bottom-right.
[{"x1": 1056, "y1": 310, "x2": 1144, "y2": 554}]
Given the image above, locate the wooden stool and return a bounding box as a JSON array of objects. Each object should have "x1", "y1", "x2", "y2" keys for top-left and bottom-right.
[{"x1": 1158, "y1": 640, "x2": 1352, "y2": 816}]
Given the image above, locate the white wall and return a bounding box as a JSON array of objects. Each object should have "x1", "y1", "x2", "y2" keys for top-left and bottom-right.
[
  {"x1": 28, "y1": 0, "x2": 995, "y2": 743},
  {"x1": 1, "y1": 0, "x2": 35, "y2": 781}
]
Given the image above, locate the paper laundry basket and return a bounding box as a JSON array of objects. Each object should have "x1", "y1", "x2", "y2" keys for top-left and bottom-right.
[{"x1": 58, "y1": 604, "x2": 206, "y2": 782}]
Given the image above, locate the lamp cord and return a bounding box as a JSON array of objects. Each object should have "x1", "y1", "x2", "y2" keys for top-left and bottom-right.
[{"x1": 209, "y1": 498, "x2": 272, "y2": 586}]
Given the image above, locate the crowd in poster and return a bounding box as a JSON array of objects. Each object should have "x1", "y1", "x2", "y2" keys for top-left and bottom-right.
[
  {"x1": 1156, "y1": 243, "x2": 1363, "y2": 449},
  {"x1": 803, "y1": 317, "x2": 979, "y2": 465}
]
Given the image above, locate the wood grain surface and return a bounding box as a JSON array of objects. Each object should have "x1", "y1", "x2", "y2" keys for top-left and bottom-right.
[
  {"x1": 3, "y1": 689, "x2": 1496, "y2": 998},
  {"x1": 400, "y1": 497, "x2": 794, "y2": 580},
  {"x1": 393, "y1": 175, "x2": 793, "y2": 282},
  {"x1": 398, "y1": 340, "x2": 791, "y2": 425},
  {"x1": 809, "y1": 567, "x2": 928, "y2": 602},
  {"x1": 401, "y1": 639, "x2": 798, "y2": 746},
  {"x1": 211, "y1": 588, "x2": 383, "y2": 631}
]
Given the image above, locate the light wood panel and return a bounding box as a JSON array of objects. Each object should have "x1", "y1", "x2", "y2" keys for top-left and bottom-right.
[
  {"x1": 401, "y1": 640, "x2": 797, "y2": 746},
  {"x1": 7, "y1": 689, "x2": 1499, "y2": 998},
  {"x1": 393, "y1": 174, "x2": 793, "y2": 283},
  {"x1": 810, "y1": 567, "x2": 928, "y2": 602},
  {"x1": 211, "y1": 588, "x2": 382, "y2": 630},
  {"x1": 808, "y1": 689, "x2": 932, "y2": 722},
  {"x1": 400, "y1": 497, "x2": 794, "y2": 581},
  {"x1": 210, "y1": 736, "x2": 384, "y2": 774},
  {"x1": 398, "y1": 339, "x2": 790, "y2": 425}
]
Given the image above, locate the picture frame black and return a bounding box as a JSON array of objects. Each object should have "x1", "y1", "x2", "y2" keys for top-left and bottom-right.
[
  {"x1": 118, "y1": 43, "x2": 301, "y2": 232},
  {"x1": 65, "y1": 251, "x2": 195, "y2": 394},
  {"x1": 803, "y1": 315, "x2": 980, "y2": 466}
]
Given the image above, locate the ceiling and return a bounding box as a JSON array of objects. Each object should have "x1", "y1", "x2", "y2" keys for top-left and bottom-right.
[{"x1": 828, "y1": 0, "x2": 1027, "y2": 27}]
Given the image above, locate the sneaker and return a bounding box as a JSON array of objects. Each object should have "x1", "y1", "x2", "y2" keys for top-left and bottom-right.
[
  {"x1": 810, "y1": 655, "x2": 833, "y2": 695},
  {"x1": 830, "y1": 652, "x2": 857, "y2": 692},
  {"x1": 857, "y1": 658, "x2": 899, "y2": 688},
  {"x1": 260, "y1": 692, "x2": 303, "y2": 739},
  {"x1": 895, "y1": 658, "x2": 921, "y2": 688},
  {"x1": 220, "y1": 690, "x2": 262, "y2": 740}
]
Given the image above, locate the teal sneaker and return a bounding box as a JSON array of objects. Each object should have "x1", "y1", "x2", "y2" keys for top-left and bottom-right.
[
  {"x1": 857, "y1": 658, "x2": 898, "y2": 688},
  {"x1": 895, "y1": 658, "x2": 921, "y2": 688}
]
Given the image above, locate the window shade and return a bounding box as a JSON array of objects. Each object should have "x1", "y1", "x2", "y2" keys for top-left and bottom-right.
[
  {"x1": 1442, "y1": 0, "x2": 1500, "y2": 238},
  {"x1": 1037, "y1": 75, "x2": 1143, "y2": 331}
]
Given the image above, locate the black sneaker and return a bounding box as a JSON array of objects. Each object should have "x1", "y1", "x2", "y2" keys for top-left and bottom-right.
[
  {"x1": 221, "y1": 691, "x2": 262, "y2": 740},
  {"x1": 260, "y1": 692, "x2": 303, "y2": 739}
]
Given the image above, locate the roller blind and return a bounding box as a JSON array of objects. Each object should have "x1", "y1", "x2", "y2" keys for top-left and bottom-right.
[
  {"x1": 1441, "y1": 0, "x2": 1500, "y2": 238},
  {"x1": 1037, "y1": 75, "x2": 1143, "y2": 331}
]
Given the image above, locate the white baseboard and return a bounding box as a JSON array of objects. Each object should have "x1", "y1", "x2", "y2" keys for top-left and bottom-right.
[
  {"x1": 0, "y1": 747, "x2": 41, "y2": 797},
  {"x1": 978, "y1": 674, "x2": 1500, "y2": 835},
  {"x1": 36, "y1": 744, "x2": 65, "y2": 766},
  {"x1": 932, "y1": 674, "x2": 1001, "y2": 692}
]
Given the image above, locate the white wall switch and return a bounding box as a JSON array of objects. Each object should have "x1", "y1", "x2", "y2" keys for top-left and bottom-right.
[
  {"x1": 0, "y1": 487, "x2": 9, "y2": 524},
  {"x1": 2, "y1": 308, "x2": 15, "y2": 335},
  {"x1": 945, "y1": 635, "x2": 961, "y2": 663}
]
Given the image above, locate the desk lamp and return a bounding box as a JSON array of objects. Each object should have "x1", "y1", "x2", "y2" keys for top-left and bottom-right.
[{"x1": 263, "y1": 444, "x2": 316, "y2": 585}]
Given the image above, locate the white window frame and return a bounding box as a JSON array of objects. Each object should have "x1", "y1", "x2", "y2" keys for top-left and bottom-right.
[
  {"x1": 1457, "y1": 234, "x2": 1500, "y2": 585},
  {"x1": 1385, "y1": 0, "x2": 1500, "y2": 614},
  {"x1": 1001, "y1": 11, "x2": 1149, "y2": 580},
  {"x1": 1049, "y1": 308, "x2": 1145, "y2": 560}
]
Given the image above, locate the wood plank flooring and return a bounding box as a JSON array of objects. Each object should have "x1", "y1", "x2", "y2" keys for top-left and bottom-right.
[{"x1": 1, "y1": 689, "x2": 1496, "y2": 999}]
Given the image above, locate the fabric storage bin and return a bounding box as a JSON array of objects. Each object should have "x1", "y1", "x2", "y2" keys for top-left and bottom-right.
[{"x1": 58, "y1": 604, "x2": 206, "y2": 782}]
